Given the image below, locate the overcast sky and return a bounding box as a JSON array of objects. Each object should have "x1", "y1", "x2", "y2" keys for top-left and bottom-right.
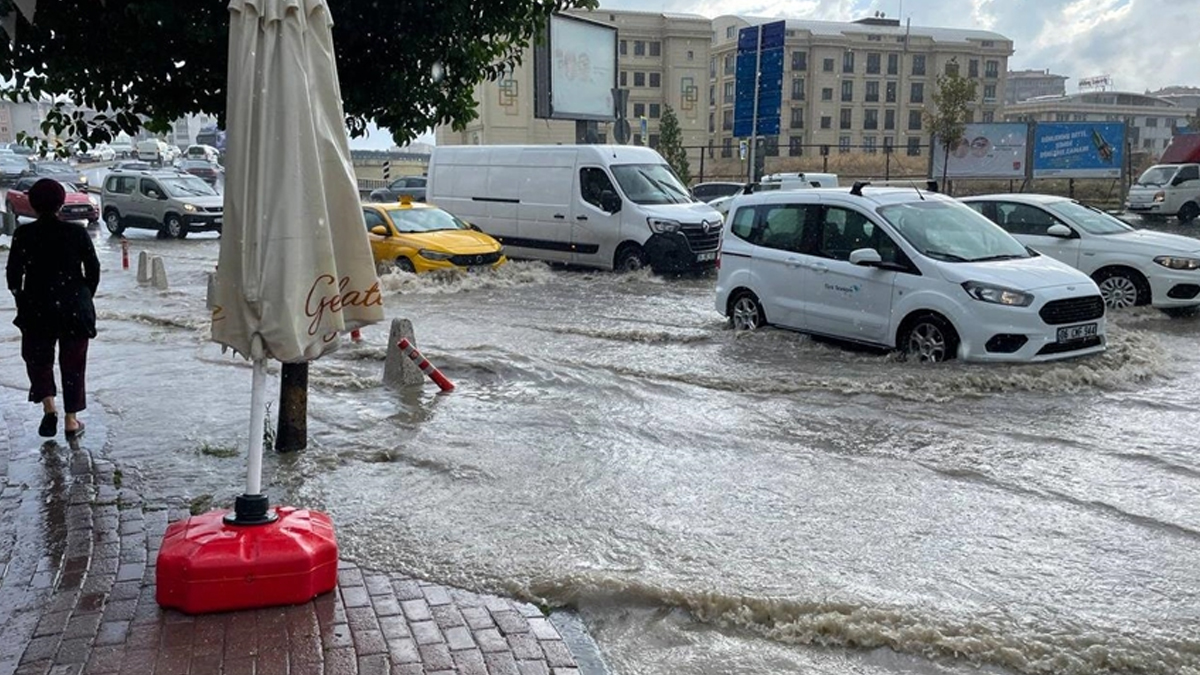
[{"x1": 350, "y1": 0, "x2": 1194, "y2": 150}]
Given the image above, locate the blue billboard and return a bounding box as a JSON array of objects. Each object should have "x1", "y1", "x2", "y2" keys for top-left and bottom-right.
[
  {"x1": 732, "y1": 21, "x2": 785, "y2": 138},
  {"x1": 1032, "y1": 122, "x2": 1125, "y2": 178}
]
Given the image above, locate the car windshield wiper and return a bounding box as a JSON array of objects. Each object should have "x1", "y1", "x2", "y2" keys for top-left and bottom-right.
[
  {"x1": 922, "y1": 250, "x2": 969, "y2": 262},
  {"x1": 970, "y1": 253, "x2": 1027, "y2": 262},
  {"x1": 636, "y1": 169, "x2": 685, "y2": 204}
]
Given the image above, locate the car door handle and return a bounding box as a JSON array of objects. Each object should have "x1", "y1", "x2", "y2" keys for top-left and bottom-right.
[
  {"x1": 810, "y1": 262, "x2": 829, "y2": 273},
  {"x1": 786, "y1": 256, "x2": 805, "y2": 268},
  {"x1": 553, "y1": 214, "x2": 565, "y2": 219},
  {"x1": 576, "y1": 215, "x2": 588, "y2": 221}
]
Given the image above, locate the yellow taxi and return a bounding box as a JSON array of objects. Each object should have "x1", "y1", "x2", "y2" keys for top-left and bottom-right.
[{"x1": 362, "y1": 200, "x2": 506, "y2": 274}]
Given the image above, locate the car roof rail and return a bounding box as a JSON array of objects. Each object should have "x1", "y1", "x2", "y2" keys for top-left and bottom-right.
[{"x1": 850, "y1": 179, "x2": 939, "y2": 196}]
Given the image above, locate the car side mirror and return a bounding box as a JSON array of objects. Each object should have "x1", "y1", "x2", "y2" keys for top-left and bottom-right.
[
  {"x1": 370, "y1": 225, "x2": 389, "y2": 236},
  {"x1": 599, "y1": 189, "x2": 621, "y2": 213},
  {"x1": 849, "y1": 248, "x2": 883, "y2": 266},
  {"x1": 467, "y1": 223, "x2": 482, "y2": 232},
  {"x1": 1046, "y1": 224, "x2": 1073, "y2": 238}
]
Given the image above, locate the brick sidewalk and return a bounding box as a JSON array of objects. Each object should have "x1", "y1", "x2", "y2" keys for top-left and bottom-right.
[{"x1": 0, "y1": 385, "x2": 596, "y2": 675}]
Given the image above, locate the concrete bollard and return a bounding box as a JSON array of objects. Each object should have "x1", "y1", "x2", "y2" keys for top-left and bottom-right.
[
  {"x1": 137, "y1": 251, "x2": 151, "y2": 284},
  {"x1": 151, "y1": 256, "x2": 168, "y2": 290},
  {"x1": 382, "y1": 318, "x2": 425, "y2": 389},
  {"x1": 205, "y1": 271, "x2": 217, "y2": 310}
]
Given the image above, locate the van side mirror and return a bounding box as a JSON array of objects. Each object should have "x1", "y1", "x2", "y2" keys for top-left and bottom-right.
[
  {"x1": 600, "y1": 190, "x2": 621, "y2": 213},
  {"x1": 849, "y1": 248, "x2": 882, "y2": 266},
  {"x1": 1046, "y1": 224, "x2": 1073, "y2": 238}
]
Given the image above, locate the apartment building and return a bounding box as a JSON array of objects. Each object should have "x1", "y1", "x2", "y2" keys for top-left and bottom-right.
[
  {"x1": 1004, "y1": 91, "x2": 1191, "y2": 156},
  {"x1": 708, "y1": 15, "x2": 1012, "y2": 161},
  {"x1": 1007, "y1": 69, "x2": 1068, "y2": 104},
  {"x1": 436, "y1": 9, "x2": 711, "y2": 149}
]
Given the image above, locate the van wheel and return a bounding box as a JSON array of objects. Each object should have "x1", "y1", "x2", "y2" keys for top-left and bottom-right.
[
  {"x1": 164, "y1": 215, "x2": 187, "y2": 239},
  {"x1": 103, "y1": 209, "x2": 125, "y2": 236},
  {"x1": 899, "y1": 314, "x2": 959, "y2": 363},
  {"x1": 729, "y1": 291, "x2": 766, "y2": 330},
  {"x1": 1178, "y1": 202, "x2": 1199, "y2": 224},
  {"x1": 1093, "y1": 267, "x2": 1147, "y2": 308},
  {"x1": 613, "y1": 244, "x2": 646, "y2": 272}
]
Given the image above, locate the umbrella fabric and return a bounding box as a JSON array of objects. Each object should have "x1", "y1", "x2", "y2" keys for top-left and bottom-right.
[{"x1": 213, "y1": 0, "x2": 383, "y2": 363}]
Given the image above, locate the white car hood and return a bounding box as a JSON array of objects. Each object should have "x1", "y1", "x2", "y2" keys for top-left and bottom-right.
[
  {"x1": 933, "y1": 254, "x2": 1094, "y2": 292},
  {"x1": 641, "y1": 201, "x2": 723, "y2": 224},
  {"x1": 1109, "y1": 229, "x2": 1200, "y2": 255}
]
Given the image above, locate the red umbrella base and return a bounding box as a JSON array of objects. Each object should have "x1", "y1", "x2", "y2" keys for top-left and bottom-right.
[{"x1": 155, "y1": 506, "x2": 338, "y2": 614}]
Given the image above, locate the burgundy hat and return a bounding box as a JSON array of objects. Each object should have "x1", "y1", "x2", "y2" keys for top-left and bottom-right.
[{"x1": 29, "y1": 178, "x2": 66, "y2": 216}]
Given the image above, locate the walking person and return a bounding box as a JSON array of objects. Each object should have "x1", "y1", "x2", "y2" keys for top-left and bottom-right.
[{"x1": 5, "y1": 178, "x2": 100, "y2": 440}]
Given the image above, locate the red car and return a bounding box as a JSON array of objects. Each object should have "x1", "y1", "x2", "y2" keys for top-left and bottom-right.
[
  {"x1": 5, "y1": 176, "x2": 99, "y2": 224},
  {"x1": 180, "y1": 158, "x2": 222, "y2": 184}
]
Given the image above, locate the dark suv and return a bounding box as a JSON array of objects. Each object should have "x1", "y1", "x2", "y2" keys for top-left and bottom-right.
[{"x1": 369, "y1": 176, "x2": 426, "y2": 202}]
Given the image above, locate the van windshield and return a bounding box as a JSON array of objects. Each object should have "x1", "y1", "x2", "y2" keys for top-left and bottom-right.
[
  {"x1": 878, "y1": 200, "x2": 1031, "y2": 263},
  {"x1": 1136, "y1": 166, "x2": 1177, "y2": 187},
  {"x1": 610, "y1": 163, "x2": 694, "y2": 205}
]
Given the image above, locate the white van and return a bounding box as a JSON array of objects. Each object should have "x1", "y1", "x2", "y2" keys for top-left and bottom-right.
[
  {"x1": 134, "y1": 139, "x2": 166, "y2": 166},
  {"x1": 426, "y1": 145, "x2": 723, "y2": 272},
  {"x1": 1125, "y1": 163, "x2": 1200, "y2": 223}
]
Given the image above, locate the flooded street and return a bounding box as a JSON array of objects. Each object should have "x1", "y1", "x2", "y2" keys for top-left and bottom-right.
[{"x1": 3, "y1": 223, "x2": 1200, "y2": 674}]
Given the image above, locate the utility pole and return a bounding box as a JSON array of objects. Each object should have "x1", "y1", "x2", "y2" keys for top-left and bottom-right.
[{"x1": 747, "y1": 26, "x2": 763, "y2": 184}]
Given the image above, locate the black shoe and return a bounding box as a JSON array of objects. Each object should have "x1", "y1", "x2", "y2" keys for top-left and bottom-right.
[
  {"x1": 65, "y1": 421, "x2": 85, "y2": 441},
  {"x1": 38, "y1": 413, "x2": 57, "y2": 438}
]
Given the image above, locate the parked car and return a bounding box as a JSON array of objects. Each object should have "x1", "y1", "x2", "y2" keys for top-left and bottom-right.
[
  {"x1": 101, "y1": 168, "x2": 223, "y2": 238},
  {"x1": 0, "y1": 154, "x2": 29, "y2": 185},
  {"x1": 179, "y1": 158, "x2": 222, "y2": 184},
  {"x1": 26, "y1": 161, "x2": 89, "y2": 190},
  {"x1": 369, "y1": 176, "x2": 426, "y2": 203},
  {"x1": 691, "y1": 181, "x2": 744, "y2": 203},
  {"x1": 6, "y1": 176, "x2": 99, "y2": 224},
  {"x1": 1, "y1": 142, "x2": 36, "y2": 157},
  {"x1": 76, "y1": 143, "x2": 116, "y2": 163},
  {"x1": 363, "y1": 201, "x2": 506, "y2": 274},
  {"x1": 715, "y1": 185, "x2": 1107, "y2": 363},
  {"x1": 962, "y1": 194, "x2": 1200, "y2": 311},
  {"x1": 110, "y1": 138, "x2": 134, "y2": 159},
  {"x1": 185, "y1": 144, "x2": 221, "y2": 164}
]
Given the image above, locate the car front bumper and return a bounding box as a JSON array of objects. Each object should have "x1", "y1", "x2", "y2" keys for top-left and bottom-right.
[
  {"x1": 955, "y1": 291, "x2": 1107, "y2": 363},
  {"x1": 185, "y1": 214, "x2": 223, "y2": 232}
]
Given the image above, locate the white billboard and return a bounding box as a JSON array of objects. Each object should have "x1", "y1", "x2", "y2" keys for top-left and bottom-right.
[
  {"x1": 931, "y1": 123, "x2": 1028, "y2": 179},
  {"x1": 545, "y1": 14, "x2": 616, "y2": 121}
]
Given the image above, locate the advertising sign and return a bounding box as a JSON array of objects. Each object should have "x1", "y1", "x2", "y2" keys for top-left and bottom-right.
[
  {"x1": 1032, "y1": 122, "x2": 1125, "y2": 178},
  {"x1": 534, "y1": 13, "x2": 617, "y2": 122},
  {"x1": 931, "y1": 123, "x2": 1028, "y2": 179}
]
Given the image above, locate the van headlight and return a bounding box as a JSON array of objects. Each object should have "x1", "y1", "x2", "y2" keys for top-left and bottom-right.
[
  {"x1": 183, "y1": 203, "x2": 197, "y2": 212},
  {"x1": 418, "y1": 249, "x2": 454, "y2": 261},
  {"x1": 962, "y1": 281, "x2": 1034, "y2": 307},
  {"x1": 1154, "y1": 255, "x2": 1200, "y2": 270},
  {"x1": 1153, "y1": 191, "x2": 1165, "y2": 203},
  {"x1": 648, "y1": 217, "x2": 682, "y2": 234}
]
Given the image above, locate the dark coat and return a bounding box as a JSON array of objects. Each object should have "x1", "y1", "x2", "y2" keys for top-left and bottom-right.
[{"x1": 5, "y1": 215, "x2": 101, "y2": 338}]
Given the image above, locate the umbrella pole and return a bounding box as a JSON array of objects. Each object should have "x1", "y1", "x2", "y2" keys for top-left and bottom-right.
[{"x1": 226, "y1": 358, "x2": 277, "y2": 525}]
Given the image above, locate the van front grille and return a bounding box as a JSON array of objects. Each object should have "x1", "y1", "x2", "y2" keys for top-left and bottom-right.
[{"x1": 680, "y1": 221, "x2": 721, "y2": 252}]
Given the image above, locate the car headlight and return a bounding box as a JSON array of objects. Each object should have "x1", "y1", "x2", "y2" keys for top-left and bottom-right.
[
  {"x1": 418, "y1": 249, "x2": 454, "y2": 261},
  {"x1": 1154, "y1": 255, "x2": 1200, "y2": 270},
  {"x1": 79, "y1": 175, "x2": 88, "y2": 184},
  {"x1": 962, "y1": 281, "x2": 1034, "y2": 307},
  {"x1": 648, "y1": 217, "x2": 682, "y2": 234},
  {"x1": 182, "y1": 203, "x2": 197, "y2": 212},
  {"x1": 1153, "y1": 191, "x2": 1165, "y2": 203}
]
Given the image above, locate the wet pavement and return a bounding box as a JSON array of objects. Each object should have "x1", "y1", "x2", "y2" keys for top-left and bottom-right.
[{"x1": 0, "y1": 384, "x2": 598, "y2": 675}]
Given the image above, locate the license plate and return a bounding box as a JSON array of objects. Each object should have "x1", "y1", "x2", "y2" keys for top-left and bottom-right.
[
  {"x1": 696, "y1": 251, "x2": 717, "y2": 262},
  {"x1": 467, "y1": 265, "x2": 489, "y2": 273},
  {"x1": 1057, "y1": 323, "x2": 1097, "y2": 342}
]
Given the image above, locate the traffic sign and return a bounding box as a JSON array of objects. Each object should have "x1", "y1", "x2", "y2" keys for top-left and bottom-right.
[{"x1": 733, "y1": 20, "x2": 786, "y2": 139}]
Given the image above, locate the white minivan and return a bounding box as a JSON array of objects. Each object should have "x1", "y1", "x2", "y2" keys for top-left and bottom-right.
[
  {"x1": 426, "y1": 145, "x2": 723, "y2": 272},
  {"x1": 715, "y1": 185, "x2": 1108, "y2": 363},
  {"x1": 1125, "y1": 163, "x2": 1200, "y2": 223}
]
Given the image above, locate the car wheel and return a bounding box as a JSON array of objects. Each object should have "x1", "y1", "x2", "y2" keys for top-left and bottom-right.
[
  {"x1": 164, "y1": 215, "x2": 187, "y2": 239},
  {"x1": 103, "y1": 209, "x2": 125, "y2": 236},
  {"x1": 900, "y1": 314, "x2": 959, "y2": 363},
  {"x1": 729, "y1": 290, "x2": 766, "y2": 330},
  {"x1": 1093, "y1": 268, "x2": 1147, "y2": 309},
  {"x1": 394, "y1": 257, "x2": 416, "y2": 274},
  {"x1": 1178, "y1": 202, "x2": 1199, "y2": 224},
  {"x1": 613, "y1": 244, "x2": 646, "y2": 272}
]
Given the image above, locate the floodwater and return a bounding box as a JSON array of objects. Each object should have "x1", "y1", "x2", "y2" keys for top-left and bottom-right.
[{"x1": 2, "y1": 219, "x2": 1199, "y2": 675}]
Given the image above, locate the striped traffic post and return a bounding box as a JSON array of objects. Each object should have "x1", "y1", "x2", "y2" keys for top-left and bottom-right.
[
  {"x1": 397, "y1": 338, "x2": 455, "y2": 392},
  {"x1": 382, "y1": 160, "x2": 391, "y2": 183}
]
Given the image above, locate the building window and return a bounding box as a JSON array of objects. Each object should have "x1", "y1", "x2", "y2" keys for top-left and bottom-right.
[
  {"x1": 726, "y1": 25, "x2": 735, "y2": 40},
  {"x1": 823, "y1": 57, "x2": 834, "y2": 72},
  {"x1": 709, "y1": 113, "x2": 714, "y2": 133},
  {"x1": 687, "y1": 50, "x2": 694, "y2": 61},
  {"x1": 634, "y1": 102, "x2": 645, "y2": 118},
  {"x1": 868, "y1": 34, "x2": 881, "y2": 42},
  {"x1": 912, "y1": 54, "x2": 926, "y2": 76},
  {"x1": 884, "y1": 137, "x2": 894, "y2": 153},
  {"x1": 1146, "y1": 117, "x2": 1159, "y2": 128},
  {"x1": 887, "y1": 53, "x2": 898, "y2": 75},
  {"x1": 634, "y1": 40, "x2": 646, "y2": 56},
  {"x1": 722, "y1": 137, "x2": 732, "y2": 157},
  {"x1": 634, "y1": 72, "x2": 646, "y2": 87},
  {"x1": 969, "y1": 59, "x2": 979, "y2": 78},
  {"x1": 764, "y1": 136, "x2": 779, "y2": 156},
  {"x1": 707, "y1": 140, "x2": 714, "y2": 158},
  {"x1": 649, "y1": 41, "x2": 661, "y2": 57},
  {"x1": 723, "y1": 109, "x2": 733, "y2": 130},
  {"x1": 866, "y1": 81, "x2": 879, "y2": 103},
  {"x1": 983, "y1": 84, "x2": 996, "y2": 102},
  {"x1": 886, "y1": 81, "x2": 897, "y2": 103},
  {"x1": 985, "y1": 60, "x2": 999, "y2": 78},
  {"x1": 709, "y1": 85, "x2": 715, "y2": 106},
  {"x1": 982, "y1": 111, "x2": 995, "y2": 123},
  {"x1": 1143, "y1": 138, "x2": 1154, "y2": 150},
  {"x1": 649, "y1": 134, "x2": 660, "y2": 148},
  {"x1": 633, "y1": 133, "x2": 642, "y2": 146},
  {"x1": 840, "y1": 108, "x2": 852, "y2": 130},
  {"x1": 710, "y1": 57, "x2": 716, "y2": 79},
  {"x1": 789, "y1": 137, "x2": 804, "y2": 156},
  {"x1": 841, "y1": 81, "x2": 853, "y2": 102},
  {"x1": 619, "y1": 40, "x2": 627, "y2": 56},
  {"x1": 839, "y1": 135, "x2": 851, "y2": 153},
  {"x1": 866, "y1": 53, "x2": 881, "y2": 75},
  {"x1": 791, "y1": 50, "x2": 807, "y2": 71},
  {"x1": 724, "y1": 81, "x2": 734, "y2": 103},
  {"x1": 790, "y1": 107, "x2": 804, "y2": 129},
  {"x1": 821, "y1": 87, "x2": 833, "y2": 101},
  {"x1": 944, "y1": 60, "x2": 959, "y2": 77},
  {"x1": 1055, "y1": 113, "x2": 1070, "y2": 122},
  {"x1": 724, "y1": 55, "x2": 735, "y2": 75},
  {"x1": 864, "y1": 109, "x2": 878, "y2": 130},
  {"x1": 885, "y1": 109, "x2": 895, "y2": 130},
  {"x1": 863, "y1": 136, "x2": 877, "y2": 154},
  {"x1": 910, "y1": 82, "x2": 924, "y2": 104},
  {"x1": 820, "y1": 115, "x2": 832, "y2": 130},
  {"x1": 906, "y1": 136, "x2": 922, "y2": 156},
  {"x1": 649, "y1": 103, "x2": 661, "y2": 119},
  {"x1": 981, "y1": 40, "x2": 994, "y2": 47},
  {"x1": 908, "y1": 110, "x2": 923, "y2": 130},
  {"x1": 791, "y1": 77, "x2": 805, "y2": 101},
  {"x1": 842, "y1": 51, "x2": 855, "y2": 73},
  {"x1": 620, "y1": 71, "x2": 627, "y2": 87},
  {"x1": 649, "y1": 72, "x2": 661, "y2": 88}
]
